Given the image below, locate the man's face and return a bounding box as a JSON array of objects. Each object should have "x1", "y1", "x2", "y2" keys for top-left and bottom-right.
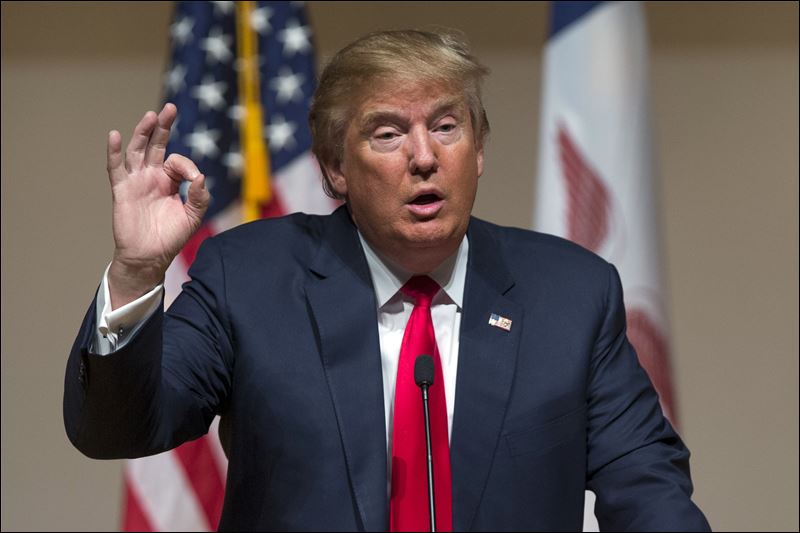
[{"x1": 326, "y1": 81, "x2": 484, "y2": 268}]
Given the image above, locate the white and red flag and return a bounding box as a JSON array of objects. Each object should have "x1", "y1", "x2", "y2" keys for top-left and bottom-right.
[
  {"x1": 122, "y1": 2, "x2": 336, "y2": 530},
  {"x1": 535, "y1": 2, "x2": 676, "y2": 529}
]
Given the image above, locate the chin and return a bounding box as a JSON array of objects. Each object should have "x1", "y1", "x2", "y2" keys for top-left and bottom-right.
[{"x1": 402, "y1": 221, "x2": 459, "y2": 249}]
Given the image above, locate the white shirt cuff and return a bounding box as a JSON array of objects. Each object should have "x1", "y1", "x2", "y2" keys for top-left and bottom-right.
[{"x1": 93, "y1": 263, "x2": 164, "y2": 355}]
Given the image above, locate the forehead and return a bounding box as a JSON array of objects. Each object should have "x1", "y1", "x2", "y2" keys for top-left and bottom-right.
[{"x1": 352, "y1": 79, "x2": 467, "y2": 123}]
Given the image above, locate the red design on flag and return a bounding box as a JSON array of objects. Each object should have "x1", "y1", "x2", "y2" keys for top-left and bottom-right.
[
  {"x1": 556, "y1": 124, "x2": 677, "y2": 423},
  {"x1": 558, "y1": 124, "x2": 610, "y2": 253},
  {"x1": 626, "y1": 308, "x2": 676, "y2": 424}
]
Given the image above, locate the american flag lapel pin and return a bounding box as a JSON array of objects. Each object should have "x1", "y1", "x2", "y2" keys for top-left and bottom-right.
[{"x1": 488, "y1": 313, "x2": 512, "y2": 332}]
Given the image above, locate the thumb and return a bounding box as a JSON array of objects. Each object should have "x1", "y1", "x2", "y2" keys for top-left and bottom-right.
[{"x1": 185, "y1": 174, "x2": 210, "y2": 224}]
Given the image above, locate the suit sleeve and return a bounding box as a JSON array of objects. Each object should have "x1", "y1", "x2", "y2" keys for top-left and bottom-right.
[
  {"x1": 63, "y1": 237, "x2": 233, "y2": 459},
  {"x1": 586, "y1": 264, "x2": 710, "y2": 531}
]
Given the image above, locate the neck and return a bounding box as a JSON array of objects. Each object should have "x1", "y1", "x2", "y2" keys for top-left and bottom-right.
[
  {"x1": 401, "y1": 244, "x2": 460, "y2": 275},
  {"x1": 361, "y1": 233, "x2": 463, "y2": 276}
]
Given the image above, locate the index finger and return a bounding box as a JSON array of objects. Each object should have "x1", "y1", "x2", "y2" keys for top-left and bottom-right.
[{"x1": 144, "y1": 103, "x2": 178, "y2": 168}]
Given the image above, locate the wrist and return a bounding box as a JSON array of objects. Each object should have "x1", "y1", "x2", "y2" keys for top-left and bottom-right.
[{"x1": 108, "y1": 257, "x2": 167, "y2": 310}]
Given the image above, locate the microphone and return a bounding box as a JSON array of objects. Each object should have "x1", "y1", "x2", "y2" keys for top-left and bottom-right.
[{"x1": 414, "y1": 354, "x2": 437, "y2": 532}]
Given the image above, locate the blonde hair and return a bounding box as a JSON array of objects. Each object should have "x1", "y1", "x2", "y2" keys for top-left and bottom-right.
[{"x1": 309, "y1": 29, "x2": 490, "y2": 199}]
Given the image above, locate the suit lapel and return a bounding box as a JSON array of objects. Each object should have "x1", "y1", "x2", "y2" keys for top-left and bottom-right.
[
  {"x1": 451, "y1": 219, "x2": 523, "y2": 532},
  {"x1": 305, "y1": 207, "x2": 388, "y2": 532}
]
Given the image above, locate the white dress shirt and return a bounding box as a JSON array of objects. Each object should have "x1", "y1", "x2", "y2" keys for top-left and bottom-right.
[
  {"x1": 358, "y1": 234, "x2": 467, "y2": 451},
  {"x1": 94, "y1": 233, "x2": 468, "y2": 456}
]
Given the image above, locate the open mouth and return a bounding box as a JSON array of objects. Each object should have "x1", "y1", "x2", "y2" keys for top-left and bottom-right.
[
  {"x1": 407, "y1": 191, "x2": 445, "y2": 218},
  {"x1": 410, "y1": 193, "x2": 442, "y2": 205}
]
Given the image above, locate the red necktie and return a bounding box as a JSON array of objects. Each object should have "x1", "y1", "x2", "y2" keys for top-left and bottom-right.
[{"x1": 390, "y1": 276, "x2": 453, "y2": 532}]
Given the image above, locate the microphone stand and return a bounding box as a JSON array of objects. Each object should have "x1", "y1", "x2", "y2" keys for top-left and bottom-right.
[
  {"x1": 420, "y1": 381, "x2": 436, "y2": 532},
  {"x1": 415, "y1": 354, "x2": 437, "y2": 532}
]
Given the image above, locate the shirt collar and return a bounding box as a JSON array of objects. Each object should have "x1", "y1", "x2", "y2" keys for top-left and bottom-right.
[{"x1": 358, "y1": 232, "x2": 468, "y2": 310}]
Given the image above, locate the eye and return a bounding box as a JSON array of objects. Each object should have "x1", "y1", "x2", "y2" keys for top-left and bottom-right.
[
  {"x1": 376, "y1": 131, "x2": 397, "y2": 140},
  {"x1": 373, "y1": 127, "x2": 400, "y2": 141},
  {"x1": 368, "y1": 125, "x2": 404, "y2": 152},
  {"x1": 436, "y1": 122, "x2": 457, "y2": 133}
]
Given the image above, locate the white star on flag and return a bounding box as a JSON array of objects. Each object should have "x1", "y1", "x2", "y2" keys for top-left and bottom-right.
[
  {"x1": 227, "y1": 104, "x2": 245, "y2": 123},
  {"x1": 191, "y1": 76, "x2": 228, "y2": 112},
  {"x1": 270, "y1": 68, "x2": 305, "y2": 104},
  {"x1": 184, "y1": 124, "x2": 221, "y2": 159},
  {"x1": 223, "y1": 150, "x2": 243, "y2": 179},
  {"x1": 277, "y1": 20, "x2": 312, "y2": 56},
  {"x1": 170, "y1": 16, "x2": 194, "y2": 46},
  {"x1": 201, "y1": 26, "x2": 233, "y2": 65},
  {"x1": 165, "y1": 63, "x2": 187, "y2": 95},
  {"x1": 250, "y1": 6, "x2": 273, "y2": 35},
  {"x1": 266, "y1": 115, "x2": 297, "y2": 151}
]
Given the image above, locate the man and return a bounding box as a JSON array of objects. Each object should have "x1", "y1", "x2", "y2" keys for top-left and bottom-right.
[{"x1": 64, "y1": 30, "x2": 710, "y2": 531}]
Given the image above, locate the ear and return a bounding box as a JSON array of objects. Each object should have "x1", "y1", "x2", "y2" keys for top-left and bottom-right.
[
  {"x1": 321, "y1": 158, "x2": 348, "y2": 197},
  {"x1": 476, "y1": 146, "x2": 485, "y2": 179}
]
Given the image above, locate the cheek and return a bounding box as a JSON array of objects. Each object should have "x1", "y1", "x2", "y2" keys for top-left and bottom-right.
[
  {"x1": 449, "y1": 152, "x2": 481, "y2": 197},
  {"x1": 351, "y1": 159, "x2": 406, "y2": 198},
  {"x1": 345, "y1": 165, "x2": 404, "y2": 222}
]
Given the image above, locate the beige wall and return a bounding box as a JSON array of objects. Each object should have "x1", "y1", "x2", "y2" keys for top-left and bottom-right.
[{"x1": 1, "y1": 1, "x2": 797, "y2": 531}]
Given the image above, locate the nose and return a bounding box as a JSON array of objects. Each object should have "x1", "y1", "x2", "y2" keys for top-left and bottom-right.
[{"x1": 407, "y1": 127, "x2": 438, "y2": 178}]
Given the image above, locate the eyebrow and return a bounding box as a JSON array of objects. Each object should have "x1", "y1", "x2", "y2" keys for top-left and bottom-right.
[{"x1": 358, "y1": 97, "x2": 464, "y2": 134}]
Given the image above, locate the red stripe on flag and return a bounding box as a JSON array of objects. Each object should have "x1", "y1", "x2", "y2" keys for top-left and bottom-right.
[
  {"x1": 557, "y1": 124, "x2": 610, "y2": 253},
  {"x1": 123, "y1": 475, "x2": 156, "y2": 532},
  {"x1": 173, "y1": 436, "x2": 226, "y2": 530},
  {"x1": 260, "y1": 191, "x2": 287, "y2": 219}
]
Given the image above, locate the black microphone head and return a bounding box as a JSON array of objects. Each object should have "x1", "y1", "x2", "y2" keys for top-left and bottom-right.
[{"x1": 414, "y1": 354, "x2": 435, "y2": 388}]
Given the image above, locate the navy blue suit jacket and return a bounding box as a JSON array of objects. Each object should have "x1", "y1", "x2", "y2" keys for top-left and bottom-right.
[{"x1": 64, "y1": 206, "x2": 709, "y2": 531}]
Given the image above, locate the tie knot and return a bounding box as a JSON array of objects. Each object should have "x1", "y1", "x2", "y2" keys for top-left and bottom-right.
[{"x1": 400, "y1": 275, "x2": 440, "y2": 307}]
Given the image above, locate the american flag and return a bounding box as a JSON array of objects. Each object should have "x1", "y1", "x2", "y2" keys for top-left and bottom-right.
[{"x1": 122, "y1": 2, "x2": 336, "y2": 530}]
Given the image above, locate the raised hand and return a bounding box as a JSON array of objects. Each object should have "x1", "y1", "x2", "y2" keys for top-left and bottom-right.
[{"x1": 106, "y1": 103, "x2": 210, "y2": 309}]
